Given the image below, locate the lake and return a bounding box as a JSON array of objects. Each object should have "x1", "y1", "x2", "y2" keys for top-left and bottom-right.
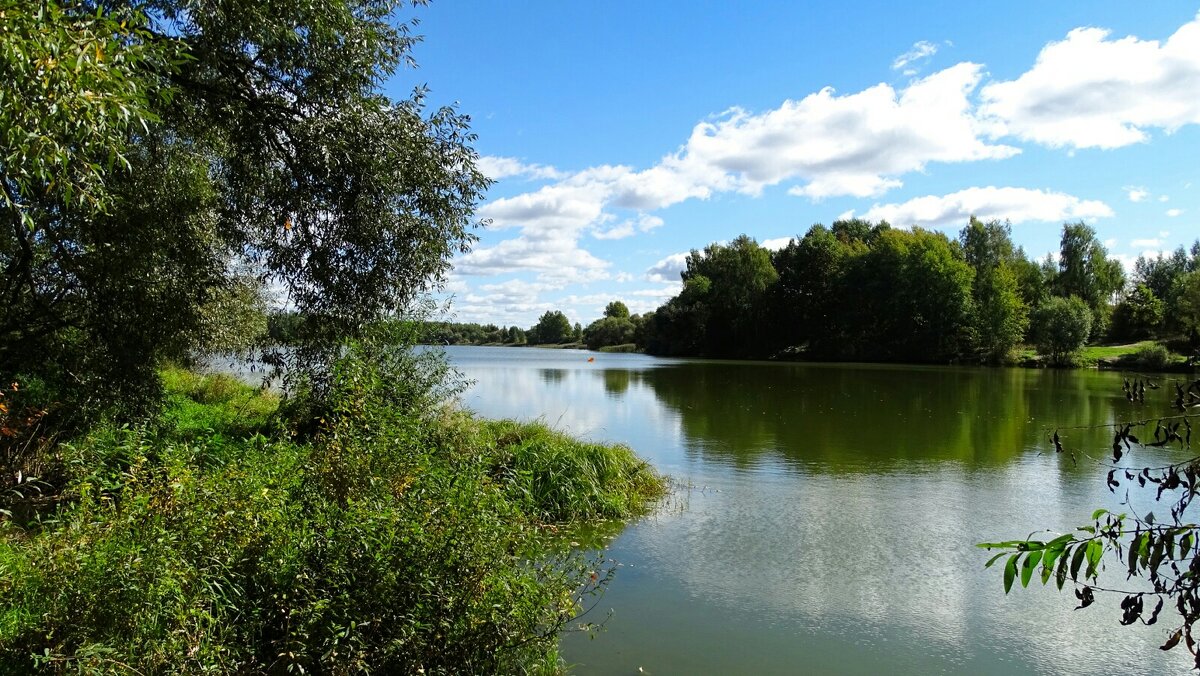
[{"x1": 444, "y1": 345, "x2": 1188, "y2": 675}]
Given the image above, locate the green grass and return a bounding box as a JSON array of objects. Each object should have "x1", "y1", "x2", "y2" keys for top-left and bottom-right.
[
  {"x1": 1078, "y1": 341, "x2": 1159, "y2": 362},
  {"x1": 1019, "y1": 340, "x2": 1189, "y2": 368},
  {"x1": 597, "y1": 343, "x2": 640, "y2": 353},
  {"x1": 0, "y1": 357, "x2": 666, "y2": 673}
]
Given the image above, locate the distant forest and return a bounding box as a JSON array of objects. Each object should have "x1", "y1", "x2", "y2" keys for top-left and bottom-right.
[{"x1": 269, "y1": 218, "x2": 1200, "y2": 365}]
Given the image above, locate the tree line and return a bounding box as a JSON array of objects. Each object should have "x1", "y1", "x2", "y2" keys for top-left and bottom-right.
[{"x1": 538, "y1": 219, "x2": 1200, "y2": 364}]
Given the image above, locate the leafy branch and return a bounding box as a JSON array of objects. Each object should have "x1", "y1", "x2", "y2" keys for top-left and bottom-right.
[{"x1": 981, "y1": 380, "x2": 1200, "y2": 667}]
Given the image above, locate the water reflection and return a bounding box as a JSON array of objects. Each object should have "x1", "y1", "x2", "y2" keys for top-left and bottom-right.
[{"x1": 445, "y1": 347, "x2": 1188, "y2": 674}]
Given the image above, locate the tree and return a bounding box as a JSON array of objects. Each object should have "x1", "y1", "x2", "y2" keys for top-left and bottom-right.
[
  {"x1": 677, "y1": 235, "x2": 779, "y2": 356},
  {"x1": 1176, "y1": 271, "x2": 1200, "y2": 350},
  {"x1": 583, "y1": 317, "x2": 636, "y2": 350},
  {"x1": 1031, "y1": 296, "x2": 1093, "y2": 366},
  {"x1": 770, "y1": 224, "x2": 851, "y2": 354},
  {"x1": 604, "y1": 301, "x2": 630, "y2": 319},
  {"x1": 960, "y1": 218, "x2": 1029, "y2": 363},
  {"x1": 1110, "y1": 284, "x2": 1166, "y2": 342},
  {"x1": 1, "y1": 0, "x2": 488, "y2": 421},
  {"x1": 1055, "y1": 223, "x2": 1124, "y2": 334},
  {"x1": 529, "y1": 311, "x2": 572, "y2": 345}
]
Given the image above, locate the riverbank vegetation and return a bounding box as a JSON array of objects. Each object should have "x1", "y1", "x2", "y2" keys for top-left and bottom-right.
[
  {"x1": 526, "y1": 219, "x2": 1199, "y2": 366},
  {"x1": 1, "y1": 351, "x2": 664, "y2": 672}
]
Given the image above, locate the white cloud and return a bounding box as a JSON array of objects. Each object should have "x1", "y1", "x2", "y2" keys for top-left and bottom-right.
[
  {"x1": 1160, "y1": 195, "x2": 1171, "y2": 202},
  {"x1": 1167, "y1": 208, "x2": 1184, "y2": 217},
  {"x1": 1131, "y1": 238, "x2": 1162, "y2": 248},
  {"x1": 591, "y1": 220, "x2": 635, "y2": 240},
  {"x1": 645, "y1": 252, "x2": 690, "y2": 283},
  {"x1": 592, "y1": 214, "x2": 665, "y2": 240},
  {"x1": 460, "y1": 61, "x2": 1029, "y2": 280},
  {"x1": 1125, "y1": 186, "x2": 1150, "y2": 202},
  {"x1": 671, "y1": 63, "x2": 1017, "y2": 201},
  {"x1": 853, "y1": 186, "x2": 1114, "y2": 228},
  {"x1": 979, "y1": 14, "x2": 1200, "y2": 149},
  {"x1": 892, "y1": 40, "x2": 939, "y2": 74},
  {"x1": 476, "y1": 155, "x2": 563, "y2": 181},
  {"x1": 455, "y1": 232, "x2": 610, "y2": 277},
  {"x1": 761, "y1": 237, "x2": 795, "y2": 251}
]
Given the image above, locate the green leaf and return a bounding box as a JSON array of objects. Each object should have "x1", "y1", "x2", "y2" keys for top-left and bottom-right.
[
  {"x1": 1085, "y1": 539, "x2": 1103, "y2": 579},
  {"x1": 1042, "y1": 546, "x2": 1066, "y2": 585},
  {"x1": 985, "y1": 551, "x2": 1009, "y2": 568},
  {"x1": 1004, "y1": 554, "x2": 1019, "y2": 594},
  {"x1": 1021, "y1": 550, "x2": 1043, "y2": 588},
  {"x1": 1055, "y1": 550, "x2": 1070, "y2": 590},
  {"x1": 1091, "y1": 508, "x2": 1108, "y2": 520},
  {"x1": 1070, "y1": 543, "x2": 1088, "y2": 580},
  {"x1": 1128, "y1": 532, "x2": 1143, "y2": 575}
]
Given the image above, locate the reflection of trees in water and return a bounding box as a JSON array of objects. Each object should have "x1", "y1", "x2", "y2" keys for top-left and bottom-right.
[
  {"x1": 639, "y1": 362, "x2": 1135, "y2": 472},
  {"x1": 538, "y1": 368, "x2": 566, "y2": 385},
  {"x1": 602, "y1": 369, "x2": 634, "y2": 396}
]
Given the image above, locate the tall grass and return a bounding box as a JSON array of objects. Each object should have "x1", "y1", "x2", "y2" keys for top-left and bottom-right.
[{"x1": 0, "y1": 347, "x2": 665, "y2": 673}]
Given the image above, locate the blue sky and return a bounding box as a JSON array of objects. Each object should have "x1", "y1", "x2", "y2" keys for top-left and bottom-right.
[{"x1": 384, "y1": 2, "x2": 1200, "y2": 328}]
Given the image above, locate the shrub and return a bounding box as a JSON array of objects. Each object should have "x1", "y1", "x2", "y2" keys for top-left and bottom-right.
[
  {"x1": 0, "y1": 346, "x2": 665, "y2": 673},
  {"x1": 1130, "y1": 343, "x2": 1172, "y2": 370},
  {"x1": 1031, "y1": 296, "x2": 1093, "y2": 366}
]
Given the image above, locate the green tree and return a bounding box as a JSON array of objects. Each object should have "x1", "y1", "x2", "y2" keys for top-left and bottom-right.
[
  {"x1": 1031, "y1": 296, "x2": 1093, "y2": 366},
  {"x1": 1, "y1": 0, "x2": 488, "y2": 421},
  {"x1": 584, "y1": 317, "x2": 636, "y2": 350},
  {"x1": 959, "y1": 218, "x2": 1029, "y2": 362},
  {"x1": 1055, "y1": 222, "x2": 1124, "y2": 335},
  {"x1": 1109, "y1": 284, "x2": 1166, "y2": 342},
  {"x1": 679, "y1": 235, "x2": 779, "y2": 356},
  {"x1": 1175, "y1": 270, "x2": 1200, "y2": 350},
  {"x1": 604, "y1": 300, "x2": 630, "y2": 318},
  {"x1": 529, "y1": 311, "x2": 573, "y2": 345},
  {"x1": 770, "y1": 224, "x2": 853, "y2": 354}
]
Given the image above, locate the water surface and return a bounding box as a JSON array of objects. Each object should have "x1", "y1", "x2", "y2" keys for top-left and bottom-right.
[{"x1": 446, "y1": 346, "x2": 1187, "y2": 675}]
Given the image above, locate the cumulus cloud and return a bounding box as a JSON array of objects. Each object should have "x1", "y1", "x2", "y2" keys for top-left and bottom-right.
[
  {"x1": 1132, "y1": 238, "x2": 1162, "y2": 248},
  {"x1": 472, "y1": 61, "x2": 1019, "y2": 268},
  {"x1": 476, "y1": 155, "x2": 563, "y2": 181},
  {"x1": 592, "y1": 214, "x2": 665, "y2": 240},
  {"x1": 1125, "y1": 186, "x2": 1150, "y2": 202},
  {"x1": 892, "y1": 40, "x2": 939, "y2": 75},
  {"x1": 853, "y1": 186, "x2": 1114, "y2": 228},
  {"x1": 645, "y1": 252, "x2": 690, "y2": 283},
  {"x1": 669, "y1": 63, "x2": 1017, "y2": 201},
  {"x1": 1167, "y1": 208, "x2": 1184, "y2": 217},
  {"x1": 761, "y1": 237, "x2": 795, "y2": 251},
  {"x1": 454, "y1": 232, "x2": 610, "y2": 278},
  {"x1": 979, "y1": 14, "x2": 1200, "y2": 149}
]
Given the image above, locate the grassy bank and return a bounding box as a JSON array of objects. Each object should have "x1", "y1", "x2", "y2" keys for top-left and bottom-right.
[
  {"x1": 1016, "y1": 340, "x2": 1193, "y2": 370},
  {"x1": 0, "y1": 358, "x2": 664, "y2": 673}
]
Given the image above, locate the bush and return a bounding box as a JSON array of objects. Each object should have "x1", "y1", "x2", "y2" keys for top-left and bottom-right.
[
  {"x1": 0, "y1": 347, "x2": 664, "y2": 673},
  {"x1": 1130, "y1": 344, "x2": 1172, "y2": 370},
  {"x1": 1031, "y1": 296, "x2": 1093, "y2": 366}
]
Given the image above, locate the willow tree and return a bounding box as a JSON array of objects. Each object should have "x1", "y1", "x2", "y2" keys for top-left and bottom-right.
[{"x1": 0, "y1": 0, "x2": 488, "y2": 421}]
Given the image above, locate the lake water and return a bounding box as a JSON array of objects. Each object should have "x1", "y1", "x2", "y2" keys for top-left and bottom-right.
[{"x1": 444, "y1": 345, "x2": 1190, "y2": 675}]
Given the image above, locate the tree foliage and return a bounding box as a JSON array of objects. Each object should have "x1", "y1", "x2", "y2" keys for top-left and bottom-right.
[
  {"x1": 528, "y1": 310, "x2": 573, "y2": 345},
  {"x1": 1055, "y1": 222, "x2": 1125, "y2": 334},
  {"x1": 0, "y1": 0, "x2": 488, "y2": 422},
  {"x1": 1031, "y1": 296, "x2": 1093, "y2": 366},
  {"x1": 604, "y1": 300, "x2": 630, "y2": 319},
  {"x1": 981, "y1": 382, "x2": 1200, "y2": 667},
  {"x1": 633, "y1": 219, "x2": 1157, "y2": 364}
]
